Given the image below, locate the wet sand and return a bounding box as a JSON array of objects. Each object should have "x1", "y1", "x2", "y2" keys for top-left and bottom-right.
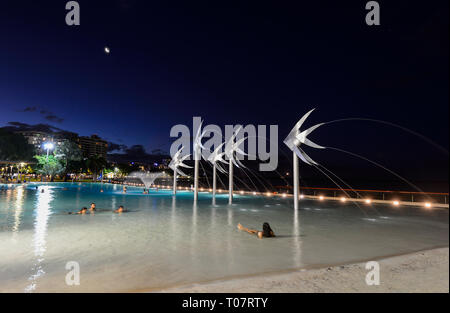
[{"x1": 157, "y1": 247, "x2": 449, "y2": 293}]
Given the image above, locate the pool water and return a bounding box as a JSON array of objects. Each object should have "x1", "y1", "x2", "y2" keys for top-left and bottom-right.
[{"x1": 0, "y1": 183, "x2": 448, "y2": 292}]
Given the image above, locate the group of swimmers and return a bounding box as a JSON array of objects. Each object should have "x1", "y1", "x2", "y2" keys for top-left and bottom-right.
[
  {"x1": 26, "y1": 185, "x2": 276, "y2": 239},
  {"x1": 69, "y1": 202, "x2": 126, "y2": 214}
]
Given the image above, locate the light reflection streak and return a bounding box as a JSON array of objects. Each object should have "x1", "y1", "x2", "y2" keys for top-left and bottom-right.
[
  {"x1": 4, "y1": 189, "x2": 12, "y2": 226},
  {"x1": 190, "y1": 202, "x2": 198, "y2": 262},
  {"x1": 227, "y1": 206, "x2": 233, "y2": 226},
  {"x1": 293, "y1": 209, "x2": 302, "y2": 268},
  {"x1": 171, "y1": 196, "x2": 177, "y2": 241},
  {"x1": 24, "y1": 188, "x2": 53, "y2": 292},
  {"x1": 226, "y1": 205, "x2": 234, "y2": 273},
  {"x1": 12, "y1": 186, "x2": 25, "y2": 234},
  {"x1": 111, "y1": 196, "x2": 116, "y2": 212},
  {"x1": 209, "y1": 203, "x2": 218, "y2": 264}
]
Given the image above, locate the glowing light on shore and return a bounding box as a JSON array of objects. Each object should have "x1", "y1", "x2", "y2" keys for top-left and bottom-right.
[
  {"x1": 340, "y1": 197, "x2": 346, "y2": 202},
  {"x1": 282, "y1": 193, "x2": 287, "y2": 198},
  {"x1": 425, "y1": 202, "x2": 432, "y2": 208},
  {"x1": 393, "y1": 200, "x2": 399, "y2": 206},
  {"x1": 252, "y1": 192, "x2": 257, "y2": 195},
  {"x1": 266, "y1": 192, "x2": 271, "y2": 197},
  {"x1": 300, "y1": 194, "x2": 304, "y2": 199},
  {"x1": 365, "y1": 199, "x2": 372, "y2": 204},
  {"x1": 240, "y1": 191, "x2": 244, "y2": 195},
  {"x1": 319, "y1": 195, "x2": 324, "y2": 201}
]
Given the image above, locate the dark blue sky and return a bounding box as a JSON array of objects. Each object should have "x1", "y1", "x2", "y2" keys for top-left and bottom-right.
[{"x1": 0, "y1": 1, "x2": 448, "y2": 183}]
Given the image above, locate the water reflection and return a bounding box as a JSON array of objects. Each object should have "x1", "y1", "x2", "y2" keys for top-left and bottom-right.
[
  {"x1": 25, "y1": 188, "x2": 53, "y2": 292},
  {"x1": 171, "y1": 196, "x2": 177, "y2": 233},
  {"x1": 111, "y1": 196, "x2": 116, "y2": 211},
  {"x1": 227, "y1": 205, "x2": 233, "y2": 226},
  {"x1": 293, "y1": 209, "x2": 302, "y2": 268},
  {"x1": 210, "y1": 204, "x2": 216, "y2": 228},
  {"x1": 192, "y1": 202, "x2": 198, "y2": 230},
  {"x1": 190, "y1": 202, "x2": 198, "y2": 261},
  {"x1": 226, "y1": 206, "x2": 234, "y2": 272},
  {"x1": 4, "y1": 189, "x2": 12, "y2": 230},
  {"x1": 12, "y1": 186, "x2": 25, "y2": 234}
]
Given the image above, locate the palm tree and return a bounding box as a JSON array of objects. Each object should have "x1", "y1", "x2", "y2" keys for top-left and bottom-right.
[
  {"x1": 86, "y1": 155, "x2": 108, "y2": 182},
  {"x1": 54, "y1": 141, "x2": 82, "y2": 181},
  {"x1": 283, "y1": 108, "x2": 325, "y2": 209}
]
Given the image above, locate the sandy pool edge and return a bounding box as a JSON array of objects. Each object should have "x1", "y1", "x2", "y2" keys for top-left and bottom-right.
[{"x1": 151, "y1": 247, "x2": 449, "y2": 293}]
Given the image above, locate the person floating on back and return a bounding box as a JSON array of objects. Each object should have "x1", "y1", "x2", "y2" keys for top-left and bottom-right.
[{"x1": 237, "y1": 222, "x2": 276, "y2": 239}]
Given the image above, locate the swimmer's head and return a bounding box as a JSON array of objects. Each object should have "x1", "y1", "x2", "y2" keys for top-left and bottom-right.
[{"x1": 262, "y1": 222, "x2": 273, "y2": 237}]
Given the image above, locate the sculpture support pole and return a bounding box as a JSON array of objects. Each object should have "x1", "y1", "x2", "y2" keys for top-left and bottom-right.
[
  {"x1": 173, "y1": 168, "x2": 177, "y2": 195},
  {"x1": 228, "y1": 157, "x2": 233, "y2": 204},
  {"x1": 194, "y1": 158, "x2": 199, "y2": 201},
  {"x1": 293, "y1": 150, "x2": 299, "y2": 210},
  {"x1": 212, "y1": 163, "x2": 217, "y2": 199}
]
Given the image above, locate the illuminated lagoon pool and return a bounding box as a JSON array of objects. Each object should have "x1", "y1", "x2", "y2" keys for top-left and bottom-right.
[{"x1": 0, "y1": 183, "x2": 448, "y2": 292}]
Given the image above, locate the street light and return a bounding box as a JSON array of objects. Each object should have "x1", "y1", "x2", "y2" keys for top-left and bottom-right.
[
  {"x1": 18, "y1": 162, "x2": 26, "y2": 182},
  {"x1": 43, "y1": 142, "x2": 54, "y2": 161}
]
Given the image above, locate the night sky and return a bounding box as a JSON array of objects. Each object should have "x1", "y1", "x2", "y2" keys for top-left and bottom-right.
[{"x1": 0, "y1": 1, "x2": 448, "y2": 187}]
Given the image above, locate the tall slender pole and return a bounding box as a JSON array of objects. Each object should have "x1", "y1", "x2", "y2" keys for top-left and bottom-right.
[
  {"x1": 46, "y1": 148, "x2": 50, "y2": 161},
  {"x1": 194, "y1": 158, "x2": 199, "y2": 201},
  {"x1": 173, "y1": 168, "x2": 177, "y2": 195},
  {"x1": 293, "y1": 150, "x2": 299, "y2": 210},
  {"x1": 212, "y1": 163, "x2": 217, "y2": 199},
  {"x1": 228, "y1": 155, "x2": 233, "y2": 205}
]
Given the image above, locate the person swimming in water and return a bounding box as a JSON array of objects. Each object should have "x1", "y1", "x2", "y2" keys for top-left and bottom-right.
[
  {"x1": 68, "y1": 207, "x2": 88, "y2": 214},
  {"x1": 237, "y1": 222, "x2": 275, "y2": 239},
  {"x1": 89, "y1": 203, "x2": 96, "y2": 213},
  {"x1": 114, "y1": 205, "x2": 125, "y2": 213}
]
